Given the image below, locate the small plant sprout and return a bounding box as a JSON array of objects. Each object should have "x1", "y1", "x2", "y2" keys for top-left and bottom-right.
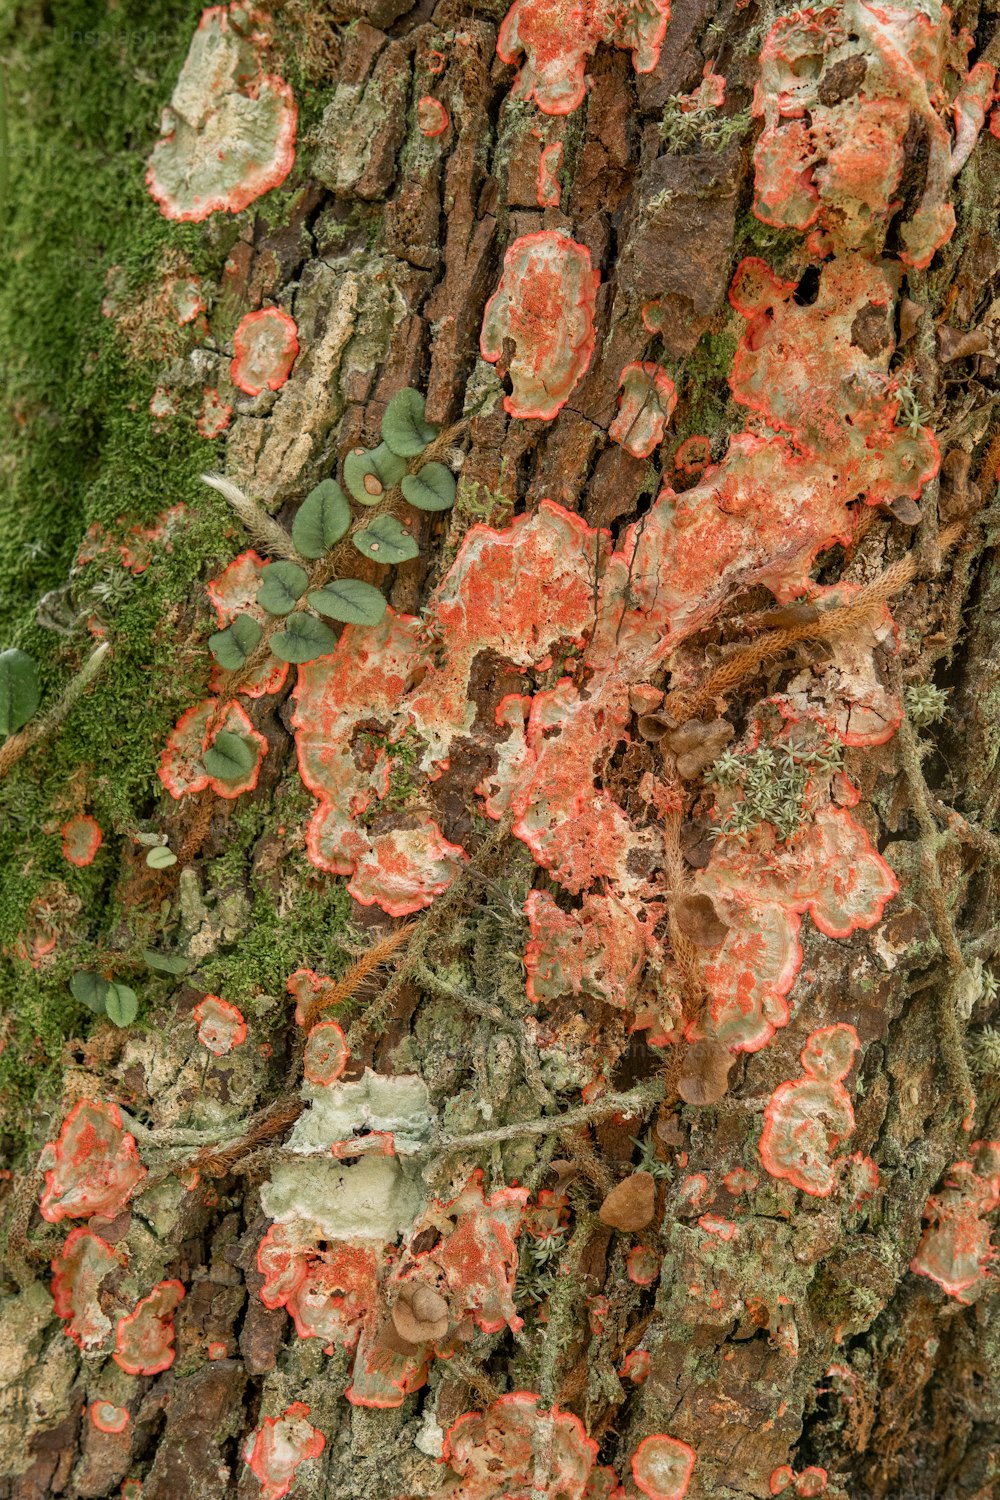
[
  {"x1": 707, "y1": 738, "x2": 843, "y2": 843},
  {"x1": 631, "y1": 1132, "x2": 672, "y2": 1180},
  {"x1": 291, "y1": 479, "x2": 351, "y2": 559},
  {"x1": 145, "y1": 844, "x2": 177, "y2": 869},
  {"x1": 0, "y1": 647, "x2": 41, "y2": 735},
  {"x1": 102, "y1": 981, "x2": 139, "y2": 1027},
  {"x1": 904, "y1": 682, "x2": 949, "y2": 726},
  {"x1": 159, "y1": 698, "x2": 267, "y2": 799}
]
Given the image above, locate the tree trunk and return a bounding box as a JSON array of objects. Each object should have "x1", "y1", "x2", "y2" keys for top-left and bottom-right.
[{"x1": 2, "y1": 1, "x2": 1000, "y2": 1498}]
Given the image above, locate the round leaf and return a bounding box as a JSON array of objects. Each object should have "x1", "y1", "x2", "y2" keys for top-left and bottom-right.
[
  {"x1": 292, "y1": 479, "x2": 351, "y2": 558},
  {"x1": 143, "y1": 949, "x2": 190, "y2": 974},
  {"x1": 343, "y1": 443, "x2": 407, "y2": 504},
  {"x1": 105, "y1": 982, "x2": 139, "y2": 1028},
  {"x1": 353, "y1": 515, "x2": 420, "y2": 565},
  {"x1": 71, "y1": 970, "x2": 109, "y2": 1014},
  {"x1": 401, "y1": 462, "x2": 457, "y2": 512},
  {"x1": 270, "y1": 612, "x2": 338, "y2": 664},
  {"x1": 145, "y1": 845, "x2": 178, "y2": 869},
  {"x1": 202, "y1": 729, "x2": 258, "y2": 784},
  {"x1": 0, "y1": 648, "x2": 40, "y2": 736},
  {"x1": 256, "y1": 561, "x2": 309, "y2": 615},
  {"x1": 309, "y1": 578, "x2": 388, "y2": 626},
  {"x1": 381, "y1": 388, "x2": 439, "y2": 457},
  {"x1": 209, "y1": 613, "x2": 262, "y2": 671}
]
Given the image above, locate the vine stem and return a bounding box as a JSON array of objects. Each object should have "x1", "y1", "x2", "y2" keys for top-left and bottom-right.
[{"x1": 0, "y1": 642, "x2": 110, "y2": 783}]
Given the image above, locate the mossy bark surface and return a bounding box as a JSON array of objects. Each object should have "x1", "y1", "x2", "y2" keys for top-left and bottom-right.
[{"x1": 2, "y1": 2, "x2": 1000, "y2": 1498}]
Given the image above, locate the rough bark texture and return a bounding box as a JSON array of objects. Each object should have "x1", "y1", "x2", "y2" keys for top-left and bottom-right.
[{"x1": 2, "y1": 2, "x2": 1000, "y2": 1499}]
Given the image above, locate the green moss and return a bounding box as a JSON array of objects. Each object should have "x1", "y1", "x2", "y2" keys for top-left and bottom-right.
[
  {"x1": 0, "y1": 1, "x2": 348, "y2": 1149},
  {"x1": 734, "y1": 209, "x2": 808, "y2": 278}
]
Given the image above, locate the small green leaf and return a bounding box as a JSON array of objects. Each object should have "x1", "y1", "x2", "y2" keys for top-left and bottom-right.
[
  {"x1": 209, "y1": 613, "x2": 263, "y2": 671},
  {"x1": 256, "y1": 561, "x2": 309, "y2": 615},
  {"x1": 270, "y1": 612, "x2": 338, "y2": 664},
  {"x1": 343, "y1": 443, "x2": 407, "y2": 505},
  {"x1": 145, "y1": 845, "x2": 178, "y2": 869},
  {"x1": 202, "y1": 730, "x2": 258, "y2": 784},
  {"x1": 292, "y1": 479, "x2": 351, "y2": 558},
  {"x1": 401, "y1": 462, "x2": 457, "y2": 512},
  {"x1": 143, "y1": 949, "x2": 190, "y2": 974},
  {"x1": 353, "y1": 514, "x2": 420, "y2": 565},
  {"x1": 0, "y1": 648, "x2": 40, "y2": 736},
  {"x1": 309, "y1": 578, "x2": 388, "y2": 626},
  {"x1": 71, "y1": 970, "x2": 108, "y2": 1014},
  {"x1": 381, "y1": 388, "x2": 439, "y2": 457},
  {"x1": 105, "y1": 982, "x2": 139, "y2": 1027}
]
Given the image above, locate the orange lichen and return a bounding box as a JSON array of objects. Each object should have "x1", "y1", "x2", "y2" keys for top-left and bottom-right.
[
  {"x1": 243, "y1": 1402, "x2": 325, "y2": 1500},
  {"x1": 759, "y1": 1024, "x2": 861, "y2": 1196},
  {"x1": 194, "y1": 995, "x2": 248, "y2": 1055},
  {"x1": 61, "y1": 815, "x2": 103, "y2": 868},
  {"x1": 480, "y1": 232, "x2": 599, "y2": 419},
  {"x1": 113, "y1": 1280, "x2": 185, "y2": 1375},
  {"x1": 231, "y1": 308, "x2": 299, "y2": 396},
  {"x1": 497, "y1": 0, "x2": 670, "y2": 115},
  {"x1": 39, "y1": 1100, "x2": 146, "y2": 1224}
]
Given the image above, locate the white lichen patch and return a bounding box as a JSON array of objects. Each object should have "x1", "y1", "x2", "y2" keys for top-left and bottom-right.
[
  {"x1": 288, "y1": 1068, "x2": 432, "y2": 1154},
  {"x1": 260, "y1": 1153, "x2": 425, "y2": 1242}
]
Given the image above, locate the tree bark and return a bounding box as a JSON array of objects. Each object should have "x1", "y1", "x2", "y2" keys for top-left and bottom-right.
[{"x1": 2, "y1": 1, "x2": 1000, "y2": 1498}]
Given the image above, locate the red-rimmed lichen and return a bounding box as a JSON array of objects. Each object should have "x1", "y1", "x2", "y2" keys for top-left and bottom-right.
[
  {"x1": 113, "y1": 1280, "x2": 185, "y2": 1375},
  {"x1": 751, "y1": 2, "x2": 994, "y2": 267},
  {"x1": 910, "y1": 1140, "x2": 1000, "y2": 1301},
  {"x1": 39, "y1": 1100, "x2": 146, "y2": 1224},
  {"x1": 631, "y1": 1433, "x2": 697, "y2": 1499},
  {"x1": 196, "y1": 387, "x2": 233, "y2": 439},
  {"x1": 60, "y1": 815, "x2": 103, "y2": 868},
  {"x1": 146, "y1": 4, "x2": 297, "y2": 222},
  {"x1": 438, "y1": 1391, "x2": 607, "y2": 1498},
  {"x1": 497, "y1": 0, "x2": 670, "y2": 116},
  {"x1": 52, "y1": 1228, "x2": 126, "y2": 1351},
  {"x1": 90, "y1": 1401, "x2": 130, "y2": 1435},
  {"x1": 417, "y1": 96, "x2": 451, "y2": 137},
  {"x1": 303, "y1": 1021, "x2": 349, "y2": 1086},
  {"x1": 206, "y1": 550, "x2": 289, "y2": 698},
  {"x1": 159, "y1": 698, "x2": 267, "y2": 800},
  {"x1": 231, "y1": 308, "x2": 299, "y2": 396},
  {"x1": 608, "y1": 362, "x2": 677, "y2": 459},
  {"x1": 194, "y1": 995, "x2": 248, "y2": 1055},
  {"x1": 242, "y1": 1402, "x2": 325, "y2": 1500},
  {"x1": 758, "y1": 1023, "x2": 861, "y2": 1196},
  {"x1": 480, "y1": 232, "x2": 600, "y2": 420}
]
